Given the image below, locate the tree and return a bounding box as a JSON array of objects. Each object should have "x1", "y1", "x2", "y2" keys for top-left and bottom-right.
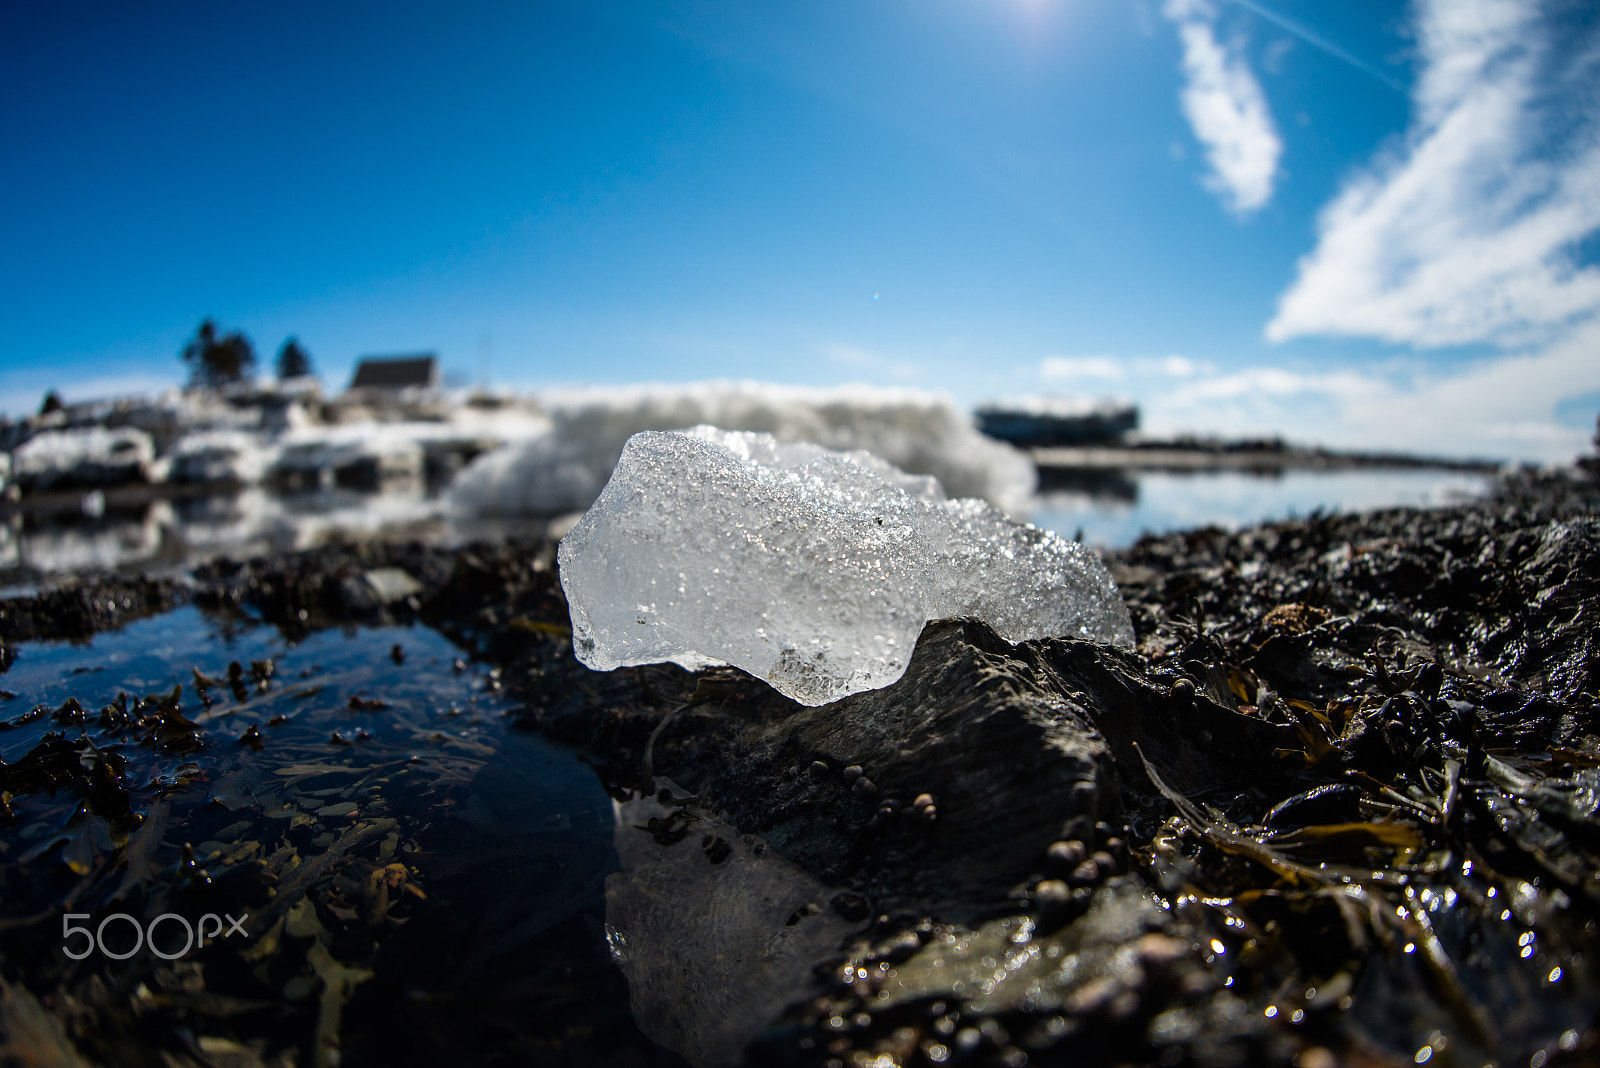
[
  {"x1": 181, "y1": 319, "x2": 257, "y2": 389},
  {"x1": 39, "y1": 390, "x2": 63, "y2": 415},
  {"x1": 275, "y1": 336, "x2": 315, "y2": 380}
]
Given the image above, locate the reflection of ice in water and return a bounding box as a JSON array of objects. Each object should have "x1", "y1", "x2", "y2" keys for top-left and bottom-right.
[
  {"x1": 1031, "y1": 468, "x2": 1491, "y2": 548},
  {"x1": 0, "y1": 517, "x2": 19, "y2": 570},
  {"x1": 169, "y1": 483, "x2": 450, "y2": 556},
  {"x1": 5, "y1": 464, "x2": 1494, "y2": 579},
  {"x1": 19, "y1": 502, "x2": 176, "y2": 574},
  {"x1": 12, "y1": 485, "x2": 455, "y2": 577},
  {"x1": 607, "y1": 786, "x2": 856, "y2": 1067}
]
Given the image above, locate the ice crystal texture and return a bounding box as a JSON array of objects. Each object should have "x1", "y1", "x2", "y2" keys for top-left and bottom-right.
[{"x1": 558, "y1": 427, "x2": 1134, "y2": 706}]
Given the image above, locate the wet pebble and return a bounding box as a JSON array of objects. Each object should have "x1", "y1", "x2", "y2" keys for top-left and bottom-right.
[
  {"x1": 1134, "y1": 933, "x2": 1189, "y2": 978},
  {"x1": 831, "y1": 891, "x2": 871, "y2": 922},
  {"x1": 1045, "y1": 839, "x2": 1088, "y2": 873},
  {"x1": 879, "y1": 930, "x2": 923, "y2": 963},
  {"x1": 1064, "y1": 977, "x2": 1125, "y2": 1018},
  {"x1": 1067, "y1": 859, "x2": 1101, "y2": 887},
  {"x1": 1035, "y1": 878, "x2": 1073, "y2": 923},
  {"x1": 843, "y1": 764, "x2": 864, "y2": 784},
  {"x1": 852, "y1": 776, "x2": 880, "y2": 801}
]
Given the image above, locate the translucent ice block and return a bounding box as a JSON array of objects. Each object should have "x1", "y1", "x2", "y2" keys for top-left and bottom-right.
[{"x1": 558, "y1": 427, "x2": 1133, "y2": 705}]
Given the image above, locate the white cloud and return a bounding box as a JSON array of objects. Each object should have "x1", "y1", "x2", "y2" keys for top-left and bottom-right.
[
  {"x1": 1164, "y1": 0, "x2": 1283, "y2": 214},
  {"x1": 1039, "y1": 354, "x2": 1216, "y2": 383},
  {"x1": 1267, "y1": 0, "x2": 1600, "y2": 347},
  {"x1": 1142, "y1": 316, "x2": 1600, "y2": 463},
  {"x1": 823, "y1": 343, "x2": 922, "y2": 381},
  {"x1": 1145, "y1": 354, "x2": 1208, "y2": 377},
  {"x1": 1040, "y1": 355, "x2": 1125, "y2": 381}
]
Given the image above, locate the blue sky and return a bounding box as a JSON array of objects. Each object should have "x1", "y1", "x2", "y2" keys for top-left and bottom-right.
[{"x1": 3, "y1": 0, "x2": 1598, "y2": 462}]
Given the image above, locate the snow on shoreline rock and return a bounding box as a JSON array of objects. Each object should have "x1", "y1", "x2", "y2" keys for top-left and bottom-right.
[
  {"x1": 11, "y1": 426, "x2": 157, "y2": 491},
  {"x1": 558, "y1": 427, "x2": 1133, "y2": 706}
]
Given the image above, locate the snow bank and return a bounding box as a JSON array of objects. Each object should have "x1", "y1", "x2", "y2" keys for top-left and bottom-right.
[
  {"x1": 166, "y1": 429, "x2": 278, "y2": 484},
  {"x1": 450, "y1": 382, "x2": 1034, "y2": 518},
  {"x1": 12, "y1": 427, "x2": 156, "y2": 490}
]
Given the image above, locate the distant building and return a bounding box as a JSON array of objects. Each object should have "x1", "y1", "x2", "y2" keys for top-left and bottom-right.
[
  {"x1": 974, "y1": 396, "x2": 1139, "y2": 448},
  {"x1": 348, "y1": 354, "x2": 439, "y2": 392}
]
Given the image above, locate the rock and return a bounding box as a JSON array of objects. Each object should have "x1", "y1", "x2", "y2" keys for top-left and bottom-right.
[
  {"x1": 340, "y1": 567, "x2": 424, "y2": 613},
  {"x1": 1045, "y1": 839, "x2": 1089, "y2": 873},
  {"x1": 534, "y1": 617, "x2": 1123, "y2": 920}
]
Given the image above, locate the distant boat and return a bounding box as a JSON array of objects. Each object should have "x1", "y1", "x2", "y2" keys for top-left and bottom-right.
[{"x1": 975, "y1": 397, "x2": 1139, "y2": 448}]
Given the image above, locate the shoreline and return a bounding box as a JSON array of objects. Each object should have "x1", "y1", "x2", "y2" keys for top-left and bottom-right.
[
  {"x1": 1, "y1": 466, "x2": 1597, "y2": 1066},
  {"x1": 1033, "y1": 439, "x2": 1503, "y2": 475}
]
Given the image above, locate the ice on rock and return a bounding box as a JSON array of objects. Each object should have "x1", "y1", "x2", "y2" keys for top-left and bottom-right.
[{"x1": 558, "y1": 427, "x2": 1134, "y2": 706}]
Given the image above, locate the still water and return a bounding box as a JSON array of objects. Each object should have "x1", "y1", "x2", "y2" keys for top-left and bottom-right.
[
  {"x1": 0, "y1": 607, "x2": 680, "y2": 1066},
  {"x1": 1029, "y1": 467, "x2": 1490, "y2": 547},
  {"x1": 0, "y1": 468, "x2": 1494, "y2": 585}
]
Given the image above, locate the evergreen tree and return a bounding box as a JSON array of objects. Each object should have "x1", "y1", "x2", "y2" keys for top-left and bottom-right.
[
  {"x1": 276, "y1": 337, "x2": 315, "y2": 379},
  {"x1": 181, "y1": 319, "x2": 257, "y2": 388}
]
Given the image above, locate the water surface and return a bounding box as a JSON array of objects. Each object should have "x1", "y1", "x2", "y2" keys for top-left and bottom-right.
[
  {"x1": 0, "y1": 605, "x2": 679, "y2": 1066},
  {"x1": 1030, "y1": 467, "x2": 1490, "y2": 547}
]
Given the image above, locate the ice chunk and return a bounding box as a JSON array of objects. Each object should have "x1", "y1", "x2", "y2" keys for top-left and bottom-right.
[{"x1": 558, "y1": 427, "x2": 1134, "y2": 706}]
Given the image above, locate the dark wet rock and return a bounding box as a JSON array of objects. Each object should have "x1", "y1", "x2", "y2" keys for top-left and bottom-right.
[
  {"x1": 0, "y1": 575, "x2": 183, "y2": 654},
  {"x1": 523, "y1": 473, "x2": 1600, "y2": 1067},
  {"x1": 1264, "y1": 783, "x2": 1362, "y2": 829},
  {"x1": 531, "y1": 617, "x2": 1122, "y2": 920}
]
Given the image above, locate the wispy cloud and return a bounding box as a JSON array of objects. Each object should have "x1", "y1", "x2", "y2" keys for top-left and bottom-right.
[
  {"x1": 1040, "y1": 354, "x2": 1213, "y2": 383},
  {"x1": 1268, "y1": 0, "x2": 1600, "y2": 347},
  {"x1": 1143, "y1": 318, "x2": 1600, "y2": 463},
  {"x1": 823, "y1": 343, "x2": 922, "y2": 381},
  {"x1": 1040, "y1": 356, "x2": 1124, "y2": 381},
  {"x1": 1222, "y1": 0, "x2": 1407, "y2": 92},
  {"x1": 1164, "y1": 0, "x2": 1283, "y2": 214}
]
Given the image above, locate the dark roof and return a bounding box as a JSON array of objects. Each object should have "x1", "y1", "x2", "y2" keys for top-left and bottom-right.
[{"x1": 349, "y1": 355, "x2": 438, "y2": 390}]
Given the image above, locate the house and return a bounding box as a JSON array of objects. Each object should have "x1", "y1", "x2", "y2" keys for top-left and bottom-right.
[{"x1": 348, "y1": 354, "x2": 439, "y2": 393}]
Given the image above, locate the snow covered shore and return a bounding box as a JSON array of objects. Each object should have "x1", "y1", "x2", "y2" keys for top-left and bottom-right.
[{"x1": 2, "y1": 380, "x2": 1033, "y2": 515}]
